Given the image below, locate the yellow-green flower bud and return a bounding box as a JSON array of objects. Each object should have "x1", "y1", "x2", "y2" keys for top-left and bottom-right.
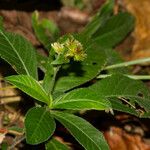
[
  {"x1": 65, "y1": 36, "x2": 87, "y2": 61},
  {"x1": 51, "y1": 35, "x2": 86, "y2": 63},
  {"x1": 74, "y1": 51, "x2": 87, "y2": 61},
  {"x1": 51, "y1": 42, "x2": 64, "y2": 54}
]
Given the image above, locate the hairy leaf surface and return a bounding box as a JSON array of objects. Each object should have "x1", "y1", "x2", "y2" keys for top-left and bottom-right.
[
  {"x1": 52, "y1": 88, "x2": 111, "y2": 110},
  {"x1": 0, "y1": 30, "x2": 38, "y2": 79},
  {"x1": 25, "y1": 107, "x2": 55, "y2": 144},
  {"x1": 32, "y1": 11, "x2": 60, "y2": 50},
  {"x1": 45, "y1": 138, "x2": 70, "y2": 150},
  {"x1": 6, "y1": 75, "x2": 50, "y2": 104},
  {"x1": 93, "y1": 12, "x2": 135, "y2": 47},
  {"x1": 82, "y1": 0, "x2": 114, "y2": 38},
  {"x1": 54, "y1": 43, "x2": 107, "y2": 92},
  {"x1": 90, "y1": 74, "x2": 150, "y2": 114},
  {"x1": 52, "y1": 111, "x2": 109, "y2": 150}
]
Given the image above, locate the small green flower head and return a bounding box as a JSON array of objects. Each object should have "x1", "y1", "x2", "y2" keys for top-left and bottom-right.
[
  {"x1": 65, "y1": 36, "x2": 87, "y2": 61},
  {"x1": 51, "y1": 35, "x2": 87, "y2": 63},
  {"x1": 51, "y1": 42, "x2": 65, "y2": 54}
]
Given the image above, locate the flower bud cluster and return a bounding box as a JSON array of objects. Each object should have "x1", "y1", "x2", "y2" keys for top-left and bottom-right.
[{"x1": 51, "y1": 35, "x2": 87, "y2": 62}]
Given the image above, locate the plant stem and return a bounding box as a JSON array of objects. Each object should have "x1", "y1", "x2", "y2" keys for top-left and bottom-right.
[
  {"x1": 49, "y1": 66, "x2": 61, "y2": 95},
  {"x1": 1, "y1": 74, "x2": 150, "y2": 92},
  {"x1": 0, "y1": 77, "x2": 4, "y2": 81},
  {"x1": 97, "y1": 74, "x2": 150, "y2": 80},
  {"x1": 0, "y1": 96, "x2": 21, "y2": 104},
  {"x1": 8, "y1": 135, "x2": 25, "y2": 150},
  {"x1": 119, "y1": 97, "x2": 136, "y2": 109},
  {"x1": 0, "y1": 85, "x2": 15, "y2": 90},
  {"x1": 105, "y1": 57, "x2": 150, "y2": 70}
]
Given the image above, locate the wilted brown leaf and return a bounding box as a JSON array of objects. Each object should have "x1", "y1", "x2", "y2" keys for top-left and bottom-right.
[
  {"x1": 104, "y1": 126, "x2": 150, "y2": 150},
  {"x1": 124, "y1": 0, "x2": 150, "y2": 60}
]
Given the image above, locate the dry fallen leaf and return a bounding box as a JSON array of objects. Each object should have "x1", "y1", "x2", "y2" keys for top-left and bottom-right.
[
  {"x1": 104, "y1": 126, "x2": 150, "y2": 150},
  {"x1": 0, "y1": 133, "x2": 5, "y2": 144},
  {"x1": 124, "y1": 0, "x2": 150, "y2": 60}
]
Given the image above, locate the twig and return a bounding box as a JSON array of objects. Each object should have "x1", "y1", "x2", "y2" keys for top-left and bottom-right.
[
  {"x1": 97, "y1": 74, "x2": 150, "y2": 80},
  {"x1": 0, "y1": 96, "x2": 21, "y2": 104},
  {"x1": 119, "y1": 97, "x2": 136, "y2": 109},
  {"x1": 0, "y1": 77, "x2": 4, "y2": 81},
  {"x1": 105, "y1": 57, "x2": 150, "y2": 70},
  {"x1": 49, "y1": 66, "x2": 61, "y2": 95},
  {"x1": 8, "y1": 135, "x2": 25, "y2": 150},
  {"x1": 8, "y1": 129, "x2": 23, "y2": 136},
  {"x1": 0, "y1": 85, "x2": 16, "y2": 90}
]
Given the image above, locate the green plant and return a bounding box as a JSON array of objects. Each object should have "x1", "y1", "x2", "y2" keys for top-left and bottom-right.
[
  {"x1": 61, "y1": 0, "x2": 85, "y2": 10},
  {"x1": 0, "y1": 0, "x2": 150, "y2": 149}
]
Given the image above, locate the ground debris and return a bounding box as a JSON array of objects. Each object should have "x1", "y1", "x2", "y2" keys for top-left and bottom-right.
[
  {"x1": 124, "y1": 0, "x2": 150, "y2": 60},
  {"x1": 104, "y1": 126, "x2": 150, "y2": 150}
]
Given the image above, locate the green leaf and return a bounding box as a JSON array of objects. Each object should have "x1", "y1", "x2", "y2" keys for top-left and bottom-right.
[
  {"x1": 54, "y1": 43, "x2": 107, "y2": 92},
  {"x1": 90, "y1": 74, "x2": 150, "y2": 114},
  {"x1": 93, "y1": 12, "x2": 135, "y2": 47},
  {"x1": 108, "y1": 97, "x2": 139, "y2": 116},
  {"x1": 1, "y1": 142, "x2": 8, "y2": 150},
  {"x1": 141, "y1": 112, "x2": 150, "y2": 119},
  {"x1": 8, "y1": 126, "x2": 24, "y2": 134},
  {"x1": 52, "y1": 111, "x2": 109, "y2": 150},
  {"x1": 32, "y1": 11, "x2": 60, "y2": 50},
  {"x1": 82, "y1": 0, "x2": 114, "y2": 38},
  {"x1": 74, "y1": 0, "x2": 85, "y2": 9},
  {"x1": 42, "y1": 64, "x2": 54, "y2": 93},
  {"x1": 45, "y1": 138, "x2": 70, "y2": 150},
  {"x1": 36, "y1": 52, "x2": 49, "y2": 72},
  {"x1": 0, "y1": 16, "x2": 4, "y2": 30},
  {"x1": 52, "y1": 88, "x2": 111, "y2": 110},
  {"x1": 61, "y1": 0, "x2": 85, "y2": 9},
  {"x1": 103, "y1": 48, "x2": 128, "y2": 73},
  {"x1": 0, "y1": 30, "x2": 38, "y2": 79},
  {"x1": 25, "y1": 107, "x2": 56, "y2": 145},
  {"x1": 5, "y1": 75, "x2": 50, "y2": 104}
]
